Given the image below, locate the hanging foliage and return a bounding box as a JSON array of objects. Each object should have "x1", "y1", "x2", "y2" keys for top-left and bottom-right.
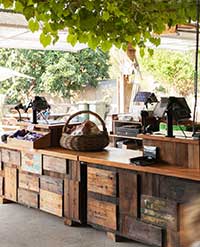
[{"x1": 0, "y1": 0, "x2": 197, "y2": 51}]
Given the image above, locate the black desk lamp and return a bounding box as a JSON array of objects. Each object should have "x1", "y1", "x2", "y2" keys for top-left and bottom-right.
[{"x1": 133, "y1": 92, "x2": 158, "y2": 133}]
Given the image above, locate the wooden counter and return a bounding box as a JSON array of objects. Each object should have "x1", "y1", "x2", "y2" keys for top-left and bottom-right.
[
  {"x1": 1, "y1": 142, "x2": 200, "y2": 181},
  {"x1": 0, "y1": 137, "x2": 200, "y2": 247}
]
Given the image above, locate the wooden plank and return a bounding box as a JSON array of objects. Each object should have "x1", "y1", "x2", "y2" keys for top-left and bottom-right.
[
  {"x1": 175, "y1": 143, "x2": 188, "y2": 168},
  {"x1": 2, "y1": 148, "x2": 21, "y2": 167},
  {"x1": 21, "y1": 151, "x2": 42, "y2": 174},
  {"x1": 88, "y1": 167, "x2": 116, "y2": 197},
  {"x1": 18, "y1": 188, "x2": 38, "y2": 208},
  {"x1": 0, "y1": 150, "x2": 2, "y2": 170},
  {"x1": 40, "y1": 176, "x2": 63, "y2": 195},
  {"x1": 141, "y1": 195, "x2": 179, "y2": 231},
  {"x1": 4, "y1": 166, "x2": 17, "y2": 201},
  {"x1": 43, "y1": 170, "x2": 65, "y2": 179},
  {"x1": 43, "y1": 155, "x2": 67, "y2": 174},
  {"x1": 188, "y1": 144, "x2": 200, "y2": 169},
  {"x1": 64, "y1": 179, "x2": 80, "y2": 221},
  {"x1": 0, "y1": 176, "x2": 3, "y2": 196},
  {"x1": 120, "y1": 215, "x2": 162, "y2": 247},
  {"x1": 119, "y1": 170, "x2": 138, "y2": 217},
  {"x1": 159, "y1": 176, "x2": 200, "y2": 203},
  {"x1": 40, "y1": 189, "x2": 63, "y2": 217},
  {"x1": 165, "y1": 229, "x2": 180, "y2": 247},
  {"x1": 69, "y1": 160, "x2": 80, "y2": 181},
  {"x1": 88, "y1": 197, "x2": 117, "y2": 231},
  {"x1": 19, "y1": 171, "x2": 39, "y2": 192}
]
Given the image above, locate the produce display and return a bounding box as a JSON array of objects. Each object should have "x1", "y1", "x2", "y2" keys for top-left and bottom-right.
[{"x1": 10, "y1": 129, "x2": 43, "y2": 142}]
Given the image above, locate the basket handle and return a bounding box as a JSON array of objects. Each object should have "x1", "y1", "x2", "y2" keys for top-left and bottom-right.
[{"x1": 63, "y1": 110, "x2": 107, "y2": 133}]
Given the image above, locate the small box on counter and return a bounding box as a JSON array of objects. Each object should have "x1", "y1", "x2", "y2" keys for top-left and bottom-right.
[{"x1": 7, "y1": 129, "x2": 51, "y2": 149}]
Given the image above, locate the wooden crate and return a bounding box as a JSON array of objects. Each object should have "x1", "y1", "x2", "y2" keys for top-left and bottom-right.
[
  {"x1": 88, "y1": 197, "x2": 117, "y2": 230},
  {"x1": 88, "y1": 167, "x2": 116, "y2": 197},
  {"x1": 18, "y1": 188, "x2": 39, "y2": 208},
  {"x1": 7, "y1": 131, "x2": 51, "y2": 149},
  {"x1": 43, "y1": 155, "x2": 67, "y2": 174},
  {"x1": 40, "y1": 189, "x2": 63, "y2": 217},
  {"x1": 1, "y1": 148, "x2": 21, "y2": 167},
  {"x1": 0, "y1": 176, "x2": 3, "y2": 196},
  {"x1": 4, "y1": 166, "x2": 17, "y2": 201},
  {"x1": 40, "y1": 176, "x2": 63, "y2": 195},
  {"x1": 18, "y1": 171, "x2": 39, "y2": 192},
  {"x1": 21, "y1": 151, "x2": 42, "y2": 175},
  {"x1": 120, "y1": 215, "x2": 162, "y2": 247},
  {"x1": 141, "y1": 195, "x2": 179, "y2": 231}
]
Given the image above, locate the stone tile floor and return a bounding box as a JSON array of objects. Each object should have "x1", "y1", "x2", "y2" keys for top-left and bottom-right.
[{"x1": 0, "y1": 204, "x2": 149, "y2": 247}]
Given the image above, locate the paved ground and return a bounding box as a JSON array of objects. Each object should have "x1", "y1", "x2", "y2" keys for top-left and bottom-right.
[{"x1": 0, "y1": 204, "x2": 149, "y2": 247}]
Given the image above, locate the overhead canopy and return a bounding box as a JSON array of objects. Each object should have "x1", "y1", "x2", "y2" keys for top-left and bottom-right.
[
  {"x1": 0, "y1": 11, "x2": 197, "y2": 51},
  {"x1": 0, "y1": 11, "x2": 87, "y2": 52},
  {"x1": 0, "y1": 66, "x2": 34, "y2": 81}
]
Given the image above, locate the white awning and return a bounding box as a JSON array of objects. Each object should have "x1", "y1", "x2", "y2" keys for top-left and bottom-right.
[
  {"x1": 0, "y1": 11, "x2": 87, "y2": 52},
  {"x1": 0, "y1": 66, "x2": 34, "y2": 81}
]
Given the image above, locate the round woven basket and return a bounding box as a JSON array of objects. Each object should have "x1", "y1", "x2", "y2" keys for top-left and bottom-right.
[{"x1": 60, "y1": 110, "x2": 109, "y2": 151}]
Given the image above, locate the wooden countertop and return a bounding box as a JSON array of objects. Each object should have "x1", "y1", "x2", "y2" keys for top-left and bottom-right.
[
  {"x1": 139, "y1": 133, "x2": 200, "y2": 145},
  {"x1": 0, "y1": 143, "x2": 78, "y2": 161},
  {"x1": 0, "y1": 142, "x2": 200, "y2": 181},
  {"x1": 78, "y1": 147, "x2": 200, "y2": 181}
]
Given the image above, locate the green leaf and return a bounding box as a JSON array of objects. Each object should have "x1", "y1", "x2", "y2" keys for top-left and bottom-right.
[
  {"x1": 2, "y1": 0, "x2": 13, "y2": 8},
  {"x1": 101, "y1": 40, "x2": 112, "y2": 52},
  {"x1": 139, "y1": 47, "x2": 145, "y2": 57},
  {"x1": 102, "y1": 11, "x2": 110, "y2": 21},
  {"x1": 24, "y1": 6, "x2": 35, "y2": 20},
  {"x1": 67, "y1": 33, "x2": 78, "y2": 46},
  {"x1": 148, "y1": 48, "x2": 154, "y2": 56},
  {"x1": 15, "y1": 1, "x2": 24, "y2": 12},
  {"x1": 40, "y1": 33, "x2": 52, "y2": 47},
  {"x1": 28, "y1": 19, "x2": 39, "y2": 32}
]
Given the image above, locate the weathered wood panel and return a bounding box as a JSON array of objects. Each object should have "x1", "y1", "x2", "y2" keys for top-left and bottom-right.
[
  {"x1": 43, "y1": 155, "x2": 67, "y2": 174},
  {"x1": 21, "y1": 151, "x2": 42, "y2": 174},
  {"x1": 18, "y1": 188, "x2": 38, "y2": 208},
  {"x1": 40, "y1": 189, "x2": 63, "y2": 217},
  {"x1": 69, "y1": 160, "x2": 80, "y2": 181},
  {"x1": 88, "y1": 197, "x2": 117, "y2": 230},
  {"x1": 165, "y1": 229, "x2": 180, "y2": 247},
  {"x1": 18, "y1": 171, "x2": 39, "y2": 192},
  {"x1": 0, "y1": 176, "x2": 3, "y2": 196},
  {"x1": 159, "y1": 176, "x2": 200, "y2": 203},
  {"x1": 188, "y1": 144, "x2": 200, "y2": 169},
  {"x1": 119, "y1": 170, "x2": 138, "y2": 217},
  {"x1": 40, "y1": 176, "x2": 63, "y2": 195},
  {"x1": 0, "y1": 150, "x2": 2, "y2": 170},
  {"x1": 88, "y1": 167, "x2": 116, "y2": 197},
  {"x1": 64, "y1": 179, "x2": 80, "y2": 221},
  {"x1": 2, "y1": 148, "x2": 20, "y2": 167},
  {"x1": 140, "y1": 173, "x2": 160, "y2": 197},
  {"x1": 143, "y1": 138, "x2": 200, "y2": 169},
  {"x1": 141, "y1": 195, "x2": 179, "y2": 231},
  {"x1": 120, "y1": 215, "x2": 162, "y2": 247},
  {"x1": 4, "y1": 166, "x2": 17, "y2": 201}
]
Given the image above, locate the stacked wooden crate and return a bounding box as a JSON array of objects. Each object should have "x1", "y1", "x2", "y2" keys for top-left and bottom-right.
[
  {"x1": 0, "y1": 147, "x2": 87, "y2": 225},
  {"x1": 87, "y1": 166, "x2": 117, "y2": 232}
]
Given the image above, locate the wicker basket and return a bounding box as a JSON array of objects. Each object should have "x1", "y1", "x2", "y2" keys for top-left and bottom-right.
[{"x1": 60, "y1": 110, "x2": 109, "y2": 151}]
